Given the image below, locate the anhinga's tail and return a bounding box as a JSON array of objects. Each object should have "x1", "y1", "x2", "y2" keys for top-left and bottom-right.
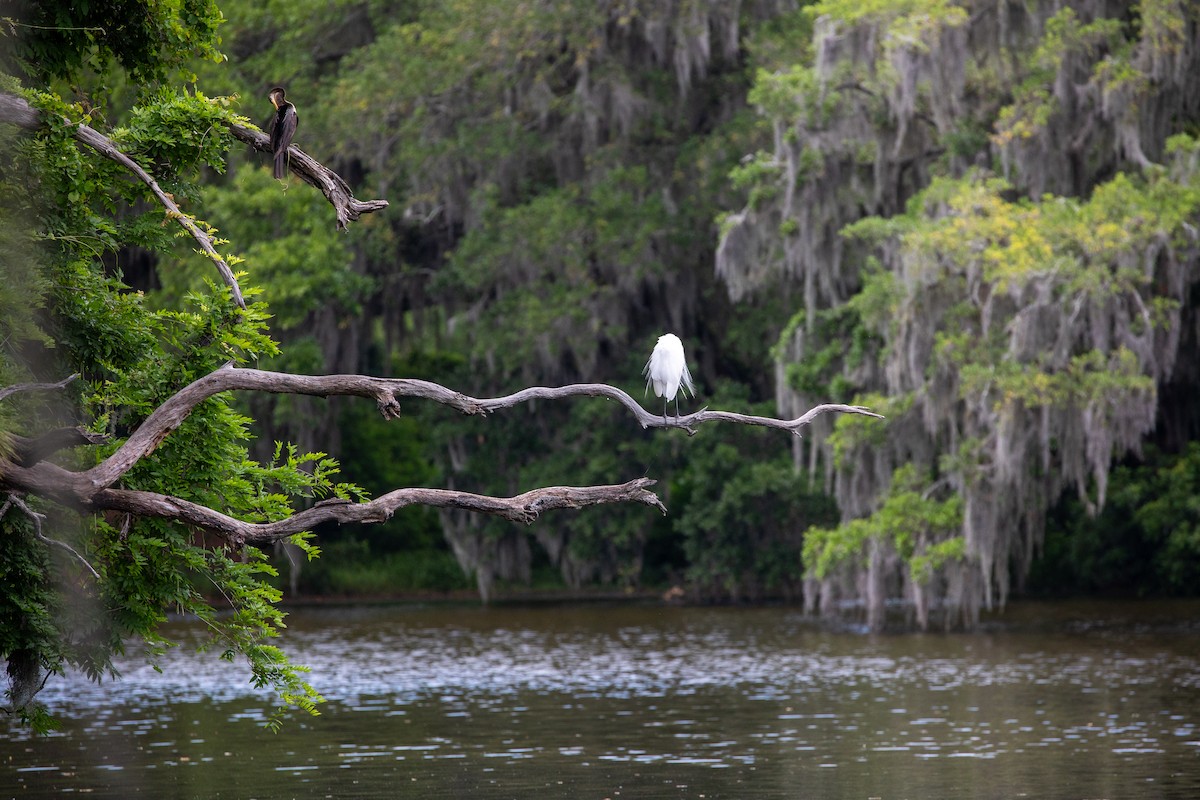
[{"x1": 274, "y1": 152, "x2": 287, "y2": 179}]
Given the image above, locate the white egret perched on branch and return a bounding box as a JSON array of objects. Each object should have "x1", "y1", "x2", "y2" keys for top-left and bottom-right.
[{"x1": 643, "y1": 333, "x2": 695, "y2": 420}]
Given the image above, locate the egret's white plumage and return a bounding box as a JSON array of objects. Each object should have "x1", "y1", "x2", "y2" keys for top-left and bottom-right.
[{"x1": 643, "y1": 333, "x2": 694, "y2": 419}]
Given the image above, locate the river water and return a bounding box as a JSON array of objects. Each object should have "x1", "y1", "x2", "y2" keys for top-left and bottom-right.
[{"x1": 4, "y1": 600, "x2": 1199, "y2": 798}]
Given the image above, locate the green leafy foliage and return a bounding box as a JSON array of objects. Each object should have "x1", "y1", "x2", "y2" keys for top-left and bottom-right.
[
  {"x1": 827, "y1": 160, "x2": 1200, "y2": 595},
  {"x1": 114, "y1": 89, "x2": 241, "y2": 180},
  {"x1": 803, "y1": 464, "x2": 963, "y2": 585},
  {"x1": 673, "y1": 385, "x2": 839, "y2": 601},
  {"x1": 157, "y1": 168, "x2": 371, "y2": 329},
  {"x1": 993, "y1": 9, "x2": 1122, "y2": 147},
  {"x1": 440, "y1": 168, "x2": 670, "y2": 387},
  {"x1": 1036, "y1": 444, "x2": 1200, "y2": 595},
  {"x1": 2, "y1": 0, "x2": 226, "y2": 85},
  {"x1": 0, "y1": 2, "x2": 368, "y2": 728},
  {"x1": 726, "y1": 0, "x2": 1200, "y2": 626}
]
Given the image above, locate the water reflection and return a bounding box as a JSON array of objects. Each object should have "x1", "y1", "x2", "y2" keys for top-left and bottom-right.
[{"x1": 5, "y1": 600, "x2": 1200, "y2": 798}]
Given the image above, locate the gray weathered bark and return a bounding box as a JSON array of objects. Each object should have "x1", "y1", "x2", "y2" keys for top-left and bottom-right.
[{"x1": 1, "y1": 363, "x2": 878, "y2": 546}]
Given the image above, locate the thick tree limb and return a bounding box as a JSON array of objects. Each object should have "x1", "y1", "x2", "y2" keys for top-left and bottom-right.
[
  {"x1": 74, "y1": 365, "x2": 881, "y2": 492},
  {"x1": 95, "y1": 478, "x2": 666, "y2": 543},
  {"x1": 1, "y1": 363, "x2": 878, "y2": 541},
  {"x1": 0, "y1": 373, "x2": 78, "y2": 403},
  {"x1": 3, "y1": 461, "x2": 663, "y2": 545},
  {"x1": 11, "y1": 427, "x2": 110, "y2": 466},
  {"x1": 227, "y1": 123, "x2": 389, "y2": 231}
]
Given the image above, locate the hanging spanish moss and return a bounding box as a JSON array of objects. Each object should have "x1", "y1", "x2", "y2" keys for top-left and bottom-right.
[
  {"x1": 364, "y1": 0, "x2": 792, "y2": 589},
  {"x1": 719, "y1": 0, "x2": 1200, "y2": 629},
  {"x1": 441, "y1": 507, "x2": 532, "y2": 602}
]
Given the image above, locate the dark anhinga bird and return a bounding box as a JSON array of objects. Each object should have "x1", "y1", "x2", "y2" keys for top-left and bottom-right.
[{"x1": 268, "y1": 86, "x2": 298, "y2": 180}]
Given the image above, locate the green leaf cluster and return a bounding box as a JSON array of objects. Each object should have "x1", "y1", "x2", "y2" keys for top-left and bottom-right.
[
  {"x1": 2, "y1": 0, "x2": 226, "y2": 85},
  {"x1": 674, "y1": 388, "x2": 839, "y2": 601},
  {"x1": 0, "y1": 2, "x2": 374, "y2": 727},
  {"x1": 803, "y1": 463, "x2": 963, "y2": 585},
  {"x1": 1036, "y1": 443, "x2": 1200, "y2": 595}
]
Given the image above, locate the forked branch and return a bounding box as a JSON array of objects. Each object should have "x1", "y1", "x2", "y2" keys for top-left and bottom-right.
[
  {"x1": 76, "y1": 365, "x2": 882, "y2": 492},
  {"x1": 3, "y1": 462, "x2": 663, "y2": 545},
  {"x1": 227, "y1": 123, "x2": 389, "y2": 230},
  {"x1": 1, "y1": 363, "x2": 879, "y2": 542}
]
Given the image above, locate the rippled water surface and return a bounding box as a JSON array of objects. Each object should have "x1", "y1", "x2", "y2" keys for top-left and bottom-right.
[{"x1": 4, "y1": 600, "x2": 1200, "y2": 798}]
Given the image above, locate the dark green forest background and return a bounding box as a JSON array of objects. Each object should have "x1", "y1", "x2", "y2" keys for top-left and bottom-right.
[{"x1": 6, "y1": 0, "x2": 1200, "y2": 631}]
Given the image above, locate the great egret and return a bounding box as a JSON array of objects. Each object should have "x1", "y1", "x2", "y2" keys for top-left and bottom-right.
[
  {"x1": 643, "y1": 333, "x2": 695, "y2": 420},
  {"x1": 268, "y1": 86, "x2": 298, "y2": 180}
]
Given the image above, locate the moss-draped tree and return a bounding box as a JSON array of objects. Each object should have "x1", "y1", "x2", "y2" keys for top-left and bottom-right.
[{"x1": 718, "y1": 0, "x2": 1200, "y2": 629}]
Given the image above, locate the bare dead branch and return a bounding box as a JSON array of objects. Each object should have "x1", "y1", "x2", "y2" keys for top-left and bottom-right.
[
  {"x1": 98, "y1": 478, "x2": 664, "y2": 544},
  {"x1": 0, "y1": 492, "x2": 99, "y2": 579},
  {"x1": 0, "y1": 93, "x2": 246, "y2": 308},
  {"x1": 474, "y1": 385, "x2": 883, "y2": 435},
  {"x1": 4, "y1": 462, "x2": 662, "y2": 545},
  {"x1": 1, "y1": 362, "x2": 876, "y2": 539},
  {"x1": 0, "y1": 373, "x2": 78, "y2": 403},
  {"x1": 79, "y1": 363, "x2": 478, "y2": 490},
  {"x1": 11, "y1": 427, "x2": 110, "y2": 466},
  {"x1": 75, "y1": 365, "x2": 881, "y2": 492},
  {"x1": 227, "y1": 123, "x2": 389, "y2": 231}
]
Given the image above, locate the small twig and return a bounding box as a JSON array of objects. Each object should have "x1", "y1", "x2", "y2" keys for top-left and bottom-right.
[
  {"x1": 0, "y1": 373, "x2": 78, "y2": 403},
  {"x1": 2, "y1": 493, "x2": 100, "y2": 579},
  {"x1": 655, "y1": 402, "x2": 885, "y2": 437}
]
